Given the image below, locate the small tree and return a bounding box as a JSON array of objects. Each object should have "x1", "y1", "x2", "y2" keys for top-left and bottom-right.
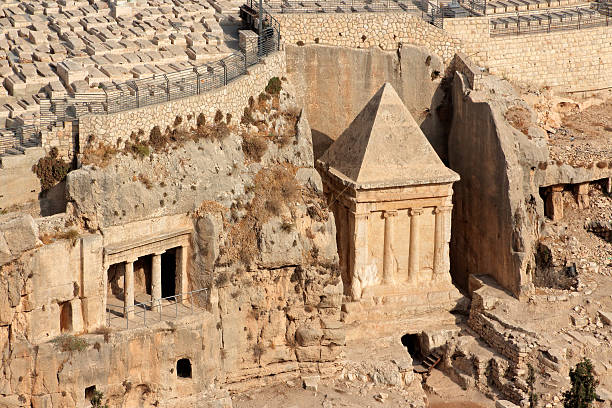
[
  {"x1": 527, "y1": 363, "x2": 539, "y2": 408},
  {"x1": 90, "y1": 390, "x2": 109, "y2": 408},
  {"x1": 563, "y1": 358, "x2": 599, "y2": 408}
]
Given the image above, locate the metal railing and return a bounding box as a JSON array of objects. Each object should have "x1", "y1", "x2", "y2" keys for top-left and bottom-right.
[
  {"x1": 490, "y1": 4, "x2": 610, "y2": 36},
  {"x1": 106, "y1": 288, "x2": 209, "y2": 330},
  {"x1": 39, "y1": 29, "x2": 279, "y2": 129}
]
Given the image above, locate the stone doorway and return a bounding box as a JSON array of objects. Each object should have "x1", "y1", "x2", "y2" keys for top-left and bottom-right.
[
  {"x1": 60, "y1": 301, "x2": 72, "y2": 332},
  {"x1": 401, "y1": 333, "x2": 422, "y2": 360},
  {"x1": 161, "y1": 249, "x2": 177, "y2": 298}
]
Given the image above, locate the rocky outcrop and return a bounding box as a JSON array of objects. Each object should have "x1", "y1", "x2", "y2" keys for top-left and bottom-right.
[{"x1": 0, "y1": 86, "x2": 344, "y2": 407}]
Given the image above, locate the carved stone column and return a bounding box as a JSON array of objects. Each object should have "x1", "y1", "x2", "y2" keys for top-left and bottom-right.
[
  {"x1": 349, "y1": 212, "x2": 369, "y2": 300},
  {"x1": 408, "y1": 208, "x2": 423, "y2": 283},
  {"x1": 382, "y1": 210, "x2": 397, "y2": 284},
  {"x1": 545, "y1": 185, "x2": 564, "y2": 221},
  {"x1": 433, "y1": 206, "x2": 452, "y2": 277},
  {"x1": 151, "y1": 252, "x2": 163, "y2": 312},
  {"x1": 176, "y1": 246, "x2": 189, "y2": 304},
  {"x1": 124, "y1": 259, "x2": 136, "y2": 319}
]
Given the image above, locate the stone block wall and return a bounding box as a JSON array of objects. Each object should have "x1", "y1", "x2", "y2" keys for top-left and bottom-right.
[
  {"x1": 41, "y1": 121, "x2": 75, "y2": 162},
  {"x1": 276, "y1": 12, "x2": 612, "y2": 91},
  {"x1": 275, "y1": 13, "x2": 465, "y2": 62},
  {"x1": 444, "y1": 17, "x2": 612, "y2": 91},
  {"x1": 78, "y1": 52, "x2": 286, "y2": 151}
]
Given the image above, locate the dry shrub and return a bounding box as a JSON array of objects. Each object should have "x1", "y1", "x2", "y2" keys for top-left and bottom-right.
[
  {"x1": 32, "y1": 147, "x2": 71, "y2": 191},
  {"x1": 149, "y1": 126, "x2": 167, "y2": 149},
  {"x1": 504, "y1": 106, "x2": 532, "y2": 135},
  {"x1": 252, "y1": 342, "x2": 265, "y2": 360},
  {"x1": 40, "y1": 228, "x2": 79, "y2": 246},
  {"x1": 214, "y1": 110, "x2": 224, "y2": 123},
  {"x1": 52, "y1": 334, "x2": 88, "y2": 352},
  {"x1": 173, "y1": 116, "x2": 183, "y2": 127},
  {"x1": 265, "y1": 77, "x2": 282, "y2": 95},
  {"x1": 82, "y1": 142, "x2": 118, "y2": 167},
  {"x1": 596, "y1": 161, "x2": 608, "y2": 169},
  {"x1": 214, "y1": 166, "x2": 301, "y2": 267},
  {"x1": 242, "y1": 135, "x2": 268, "y2": 162},
  {"x1": 538, "y1": 162, "x2": 548, "y2": 170},
  {"x1": 134, "y1": 173, "x2": 152, "y2": 189},
  {"x1": 197, "y1": 113, "x2": 206, "y2": 128},
  {"x1": 241, "y1": 107, "x2": 255, "y2": 125}
]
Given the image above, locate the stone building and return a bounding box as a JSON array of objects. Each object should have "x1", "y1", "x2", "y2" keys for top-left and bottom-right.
[{"x1": 317, "y1": 83, "x2": 462, "y2": 323}]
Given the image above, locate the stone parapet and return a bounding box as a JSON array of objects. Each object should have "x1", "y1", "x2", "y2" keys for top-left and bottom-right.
[{"x1": 78, "y1": 51, "x2": 286, "y2": 150}]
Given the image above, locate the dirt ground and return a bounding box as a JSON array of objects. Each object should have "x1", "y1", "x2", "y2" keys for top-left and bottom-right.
[
  {"x1": 231, "y1": 370, "x2": 496, "y2": 408},
  {"x1": 541, "y1": 95, "x2": 612, "y2": 167}
]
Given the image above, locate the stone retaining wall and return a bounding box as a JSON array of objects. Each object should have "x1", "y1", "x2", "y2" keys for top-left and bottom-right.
[
  {"x1": 274, "y1": 13, "x2": 464, "y2": 62},
  {"x1": 444, "y1": 17, "x2": 612, "y2": 92},
  {"x1": 275, "y1": 12, "x2": 612, "y2": 91},
  {"x1": 78, "y1": 51, "x2": 286, "y2": 151}
]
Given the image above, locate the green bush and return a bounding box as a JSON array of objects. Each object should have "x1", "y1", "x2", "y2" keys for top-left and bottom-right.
[
  {"x1": 265, "y1": 77, "x2": 282, "y2": 95},
  {"x1": 90, "y1": 390, "x2": 109, "y2": 408},
  {"x1": 563, "y1": 358, "x2": 599, "y2": 408}
]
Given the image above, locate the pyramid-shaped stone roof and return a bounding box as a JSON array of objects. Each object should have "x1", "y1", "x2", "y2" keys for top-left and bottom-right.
[{"x1": 317, "y1": 83, "x2": 459, "y2": 189}]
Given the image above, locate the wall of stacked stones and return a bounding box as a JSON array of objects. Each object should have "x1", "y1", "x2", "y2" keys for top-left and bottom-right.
[
  {"x1": 442, "y1": 18, "x2": 612, "y2": 91},
  {"x1": 276, "y1": 12, "x2": 612, "y2": 91},
  {"x1": 78, "y1": 52, "x2": 286, "y2": 151},
  {"x1": 467, "y1": 294, "x2": 528, "y2": 369},
  {"x1": 274, "y1": 13, "x2": 465, "y2": 62},
  {"x1": 41, "y1": 121, "x2": 75, "y2": 162}
]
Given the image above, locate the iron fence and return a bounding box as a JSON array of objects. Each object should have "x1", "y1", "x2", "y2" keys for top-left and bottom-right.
[
  {"x1": 106, "y1": 288, "x2": 210, "y2": 330},
  {"x1": 39, "y1": 29, "x2": 279, "y2": 129},
  {"x1": 490, "y1": 5, "x2": 610, "y2": 36}
]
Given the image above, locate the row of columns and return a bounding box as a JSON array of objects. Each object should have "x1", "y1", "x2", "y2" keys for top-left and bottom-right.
[
  {"x1": 122, "y1": 246, "x2": 188, "y2": 319},
  {"x1": 353, "y1": 205, "x2": 451, "y2": 286}
]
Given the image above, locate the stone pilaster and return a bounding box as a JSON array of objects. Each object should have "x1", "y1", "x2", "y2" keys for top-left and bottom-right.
[
  {"x1": 433, "y1": 206, "x2": 452, "y2": 278},
  {"x1": 408, "y1": 208, "x2": 423, "y2": 283},
  {"x1": 349, "y1": 212, "x2": 369, "y2": 300},
  {"x1": 124, "y1": 259, "x2": 136, "y2": 319},
  {"x1": 382, "y1": 210, "x2": 397, "y2": 284},
  {"x1": 152, "y1": 252, "x2": 163, "y2": 312},
  {"x1": 176, "y1": 246, "x2": 189, "y2": 304},
  {"x1": 545, "y1": 185, "x2": 564, "y2": 221}
]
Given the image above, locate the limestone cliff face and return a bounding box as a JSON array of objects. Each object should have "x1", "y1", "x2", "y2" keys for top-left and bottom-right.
[{"x1": 0, "y1": 86, "x2": 344, "y2": 407}]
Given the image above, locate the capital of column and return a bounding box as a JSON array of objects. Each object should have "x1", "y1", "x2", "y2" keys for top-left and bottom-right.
[
  {"x1": 125, "y1": 257, "x2": 138, "y2": 264},
  {"x1": 383, "y1": 210, "x2": 398, "y2": 219},
  {"x1": 409, "y1": 208, "x2": 423, "y2": 217},
  {"x1": 434, "y1": 205, "x2": 453, "y2": 215}
]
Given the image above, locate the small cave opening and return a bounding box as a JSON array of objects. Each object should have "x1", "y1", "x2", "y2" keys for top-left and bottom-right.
[
  {"x1": 176, "y1": 358, "x2": 192, "y2": 378},
  {"x1": 85, "y1": 385, "x2": 96, "y2": 401},
  {"x1": 401, "y1": 333, "x2": 422, "y2": 360}
]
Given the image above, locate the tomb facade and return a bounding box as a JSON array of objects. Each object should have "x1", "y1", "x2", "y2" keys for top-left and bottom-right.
[{"x1": 317, "y1": 83, "x2": 463, "y2": 329}]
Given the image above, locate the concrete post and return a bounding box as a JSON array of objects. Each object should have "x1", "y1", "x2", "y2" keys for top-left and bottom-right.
[
  {"x1": 176, "y1": 246, "x2": 189, "y2": 304},
  {"x1": 124, "y1": 259, "x2": 135, "y2": 319},
  {"x1": 152, "y1": 252, "x2": 163, "y2": 312},
  {"x1": 382, "y1": 210, "x2": 397, "y2": 285},
  {"x1": 433, "y1": 206, "x2": 451, "y2": 277},
  {"x1": 408, "y1": 208, "x2": 423, "y2": 283}
]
